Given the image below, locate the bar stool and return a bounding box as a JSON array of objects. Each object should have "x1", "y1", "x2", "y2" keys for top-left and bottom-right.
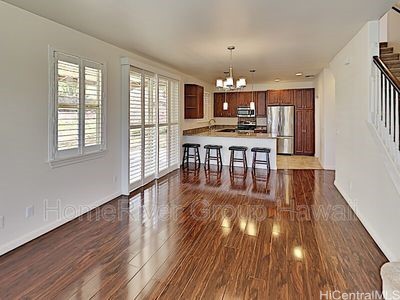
[
  {"x1": 229, "y1": 146, "x2": 248, "y2": 172},
  {"x1": 204, "y1": 145, "x2": 223, "y2": 170},
  {"x1": 182, "y1": 143, "x2": 201, "y2": 169},
  {"x1": 251, "y1": 147, "x2": 271, "y2": 176}
]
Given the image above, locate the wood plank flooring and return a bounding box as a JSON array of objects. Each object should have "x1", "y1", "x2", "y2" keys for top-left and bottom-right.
[{"x1": 0, "y1": 167, "x2": 387, "y2": 299}]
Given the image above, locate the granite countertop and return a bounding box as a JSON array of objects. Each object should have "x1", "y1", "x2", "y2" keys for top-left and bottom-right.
[{"x1": 185, "y1": 130, "x2": 278, "y2": 139}]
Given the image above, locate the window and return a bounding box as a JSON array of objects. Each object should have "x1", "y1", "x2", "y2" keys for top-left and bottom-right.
[{"x1": 49, "y1": 50, "x2": 106, "y2": 165}]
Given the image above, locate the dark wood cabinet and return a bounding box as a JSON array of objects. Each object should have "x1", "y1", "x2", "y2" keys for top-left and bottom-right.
[
  {"x1": 236, "y1": 92, "x2": 252, "y2": 107},
  {"x1": 226, "y1": 92, "x2": 237, "y2": 117},
  {"x1": 280, "y1": 89, "x2": 295, "y2": 105},
  {"x1": 295, "y1": 109, "x2": 314, "y2": 155},
  {"x1": 256, "y1": 91, "x2": 267, "y2": 117},
  {"x1": 293, "y1": 89, "x2": 315, "y2": 155},
  {"x1": 267, "y1": 90, "x2": 281, "y2": 105},
  {"x1": 184, "y1": 84, "x2": 204, "y2": 119},
  {"x1": 214, "y1": 93, "x2": 225, "y2": 117},
  {"x1": 294, "y1": 88, "x2": 314, "y2": 109},
  {"x1": 267, "y1": 89, "x2": 295, "y2": 106},
  {"x1": 213, "y1": 92, "x2": 236, "y2": 117}
]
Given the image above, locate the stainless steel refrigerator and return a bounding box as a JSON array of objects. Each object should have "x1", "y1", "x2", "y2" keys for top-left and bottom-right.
[{"x1": 267, "y1": 105, "x2": 295, "y2": 155}]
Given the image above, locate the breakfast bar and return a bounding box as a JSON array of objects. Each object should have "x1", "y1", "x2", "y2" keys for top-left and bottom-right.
[{"x1": 182, "y1": 129, "x2": 278, "y2": 169}]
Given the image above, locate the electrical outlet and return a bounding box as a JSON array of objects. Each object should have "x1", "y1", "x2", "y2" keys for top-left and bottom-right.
[
  {"x1": 113, "y1": 176, "x2": 118, "y2": 183},
  {"x1": 26, "y1": 206, "x2": 34, "y2": 218},
  {"x1": 0, "y1": 216, "x2": 4, "y2": 229}
]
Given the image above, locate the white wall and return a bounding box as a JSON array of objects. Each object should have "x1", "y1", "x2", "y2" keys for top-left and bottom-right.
[
  {"x1": 315, "y1": 68, "x2": 336, "y2": 169},
  {"x1": 0, "y1": 2, "x2": 208, "y2": 255},
  {"x1": 388, "y1": 8, "x2": 400, "y2": 52},
  {"x1": 330, "y1": 21, "x2": 400, "y2": 261},
  {"x1": 379, "y1": 13, "x2": 388, "y2": 42}
]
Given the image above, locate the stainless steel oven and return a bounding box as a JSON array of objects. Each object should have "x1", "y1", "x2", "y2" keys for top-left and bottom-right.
[{"x1": 237, "y1": 106, "x2": 255, "y2": 117}]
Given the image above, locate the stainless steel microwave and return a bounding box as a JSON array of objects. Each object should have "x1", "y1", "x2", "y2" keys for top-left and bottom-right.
[{"x1": 237, "y1": 106, "x2": 255, "y2": 117}]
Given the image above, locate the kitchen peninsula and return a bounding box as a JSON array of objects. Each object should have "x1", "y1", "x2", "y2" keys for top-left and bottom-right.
[{"x1": 182, "y1": 127, "x2": 277, "y2": 169}]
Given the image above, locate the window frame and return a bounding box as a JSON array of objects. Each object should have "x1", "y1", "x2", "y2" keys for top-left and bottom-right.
[{"x1": 48, "y1": 48, "x2": 107, "y2": 167}]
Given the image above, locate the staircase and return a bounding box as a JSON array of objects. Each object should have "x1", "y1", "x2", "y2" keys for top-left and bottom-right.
[{"x1": 380, "y1": 42, "x2": 400, "y2": 80}]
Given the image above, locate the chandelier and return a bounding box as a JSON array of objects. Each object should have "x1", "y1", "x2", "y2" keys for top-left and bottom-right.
[{"x1": 216, "y1": 46, "x2": 246, "y2": 90}]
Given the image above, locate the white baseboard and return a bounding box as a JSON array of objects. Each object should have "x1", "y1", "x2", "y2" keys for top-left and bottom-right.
[
  {"x1": 334, "y1": 180, "x2": 396, "y2": 262},
  {"x1": 0, "y1": 192, "x2": 121, "y2": 257}
]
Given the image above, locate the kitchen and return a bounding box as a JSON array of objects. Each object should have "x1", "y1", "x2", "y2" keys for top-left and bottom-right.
[{"x1": 182, "y1": 85, "x2": 316, "y2": 170}]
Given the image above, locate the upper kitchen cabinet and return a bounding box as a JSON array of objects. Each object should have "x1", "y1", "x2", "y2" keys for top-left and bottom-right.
[
  {"x1": 280, "y1": 89, "x2": 295, "y2": 105},
  {"x1": 237, "y1": 92, "x2": 252, "y2": 107},
  {"x1": 267, "y1": 89, "x2": 294, "y2": 105},
  {"x1": 267, "y1": 90, "x2": 281, "y2": 105},
  {"x1": 214, "y1": 93, "x2": 225, "y2": 117},
  {"x1": 255, "y1": 91, "x2": 267, "y2": 116},
  {"x1": 294, "y1": 88, "x2": 314, "y2": 109},
  {"x1": 184, "y1": 84, "x2": 204, "y2": 119},
  {"x1": 226, "y1": 92, "x2": 237, "y2": 117},
  {"x1": 214, "y1": 92, "x2": 235, "y2": 117}
]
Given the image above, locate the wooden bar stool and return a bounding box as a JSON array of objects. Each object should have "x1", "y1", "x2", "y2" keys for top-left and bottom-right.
[
  {"x1": 182, "y1": 143, "x2": 201, "y2": 169},
  {"x1": 229, "y1": 146, "x2": 248, "y2": 172},
  {"x1": 251, "y1": 147, "x2": 271, "y2": 176},
  {"x1": 204, "y1": 145, "x2": 223, "y2": 170}
]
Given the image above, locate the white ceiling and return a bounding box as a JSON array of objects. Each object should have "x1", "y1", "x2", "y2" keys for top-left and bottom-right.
[{"x1": 3, "y1": 0, "x2": 397, "y2": 83}]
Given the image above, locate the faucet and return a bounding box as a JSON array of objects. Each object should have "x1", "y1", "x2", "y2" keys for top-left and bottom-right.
[{"x1": 208, "y1": 118, "x2": 216, "y2": 131}]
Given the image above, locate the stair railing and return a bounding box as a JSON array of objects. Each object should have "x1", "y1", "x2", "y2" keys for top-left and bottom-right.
[
  {"x1": 392, "y1": 6, "x2": 400, "y2": 14},
  {"x1": 371, "y1": 56, "x2": 400, "y2": 166}
]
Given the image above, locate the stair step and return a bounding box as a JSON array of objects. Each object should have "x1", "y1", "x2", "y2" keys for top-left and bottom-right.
[
  {"x1": 380, "y1": 53, "x2": 400, "y2": 62},
  {"x1": 380, "y1": 47, "x2": 394, "y2": 54},
  {"x1": 381, "y1": 53, "x2": 400, "y2": 61},
  {"x1": 380, "y1": 42, "x2": 388, "y2": 48},
  {"x1": 385, "y1": 60, "x2": 400, "y2": 68},
  {"x1": 384, "y1": 60, "x2": 400, "y2": 69}
]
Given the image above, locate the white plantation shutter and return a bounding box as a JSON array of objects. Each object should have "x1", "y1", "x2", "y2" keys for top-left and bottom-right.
[
  {"x1": 125, "y1": 65, "x2": 180, "y2": 192},
  {"x1": 84, "y1": 64, "x2": 103, "y2": 149},
  {"x1": 129, "y1": 128, "x2": 142, "y2": 184},
  {"x1": 158, "y1": 126, "x2": 168, "y2": 172},
  {"x1": 129, "y1": 69, "x2": 143, "y2": 185},
  {"x1": 203, "y1": 92, "x2": 210, "y2": 121},
  {"x1": 169, "y1": 80, "x2": 180, "y2": 166},
  {"x1": 158, "y1": 77, "x2": 169, "y2": 173},
  {"x1": 129, "y1": 68, "x2": 157, "y2": 188},
  {"x1": 144, "y1": 74, "x2": 156, "y2": 179},
  {"x1": 169, "y1": 124, "x2": 179, "y2": 166},
  {"x1": 51, "y1": 51, "x2": 105, "y2": 163},
  {"x1": 56, "y1": 56, "x2": 80, "y2": 154}
]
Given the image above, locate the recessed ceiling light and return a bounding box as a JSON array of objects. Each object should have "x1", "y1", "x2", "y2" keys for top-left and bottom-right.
[
  {"x1": 305, "y1": 75, "x2": 315, "y2": 79},
  {"x1": 296, "y1": 72, "x2": 303, "y2": 76},
  {"x1": 274, "y1": 78, "x2": 280, "y2": 82}
]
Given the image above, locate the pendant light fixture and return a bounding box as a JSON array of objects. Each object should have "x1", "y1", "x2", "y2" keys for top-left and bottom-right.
[
  {"x1": 249, "y1": 70, "x2": 256, "y2": 110},
  {"x1": 223, "y1": 92, "x2": 228, "y2": 110},
  {"x1": 216, "y1": 46, "x2": 246, "y2": 90}
]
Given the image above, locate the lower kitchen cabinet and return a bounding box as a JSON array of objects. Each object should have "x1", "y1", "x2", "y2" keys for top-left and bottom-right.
[{"x1": 295, "y1": 109, "x2": 314, "y2": 155}]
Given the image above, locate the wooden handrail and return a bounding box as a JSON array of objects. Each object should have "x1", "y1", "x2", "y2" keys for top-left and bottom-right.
[
  {"x1": 373, "y1": 56, "x2": 400, "y2": 93},
  {"x1": 393, "y1": 6, "x2": 400, "y2": 14}
]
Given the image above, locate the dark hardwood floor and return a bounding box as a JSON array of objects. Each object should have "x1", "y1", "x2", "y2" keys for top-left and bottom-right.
[{"x1": 0, "y1": 166, "x2": 387, "y2": 299}]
